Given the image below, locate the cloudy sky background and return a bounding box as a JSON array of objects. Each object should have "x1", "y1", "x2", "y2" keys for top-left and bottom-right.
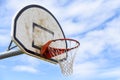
[{"x1": 0, "y1": 0, "x2": 120, "y2": 80}]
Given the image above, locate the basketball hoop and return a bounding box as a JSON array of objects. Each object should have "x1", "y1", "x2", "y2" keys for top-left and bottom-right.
[{"x1": 41, "y1": 38, "x2": 80, "y2": 76}]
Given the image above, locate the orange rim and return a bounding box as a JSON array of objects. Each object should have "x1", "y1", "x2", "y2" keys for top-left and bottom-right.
[{"x1": 41, "y1": 38, "x2": 80, "y2": 59}]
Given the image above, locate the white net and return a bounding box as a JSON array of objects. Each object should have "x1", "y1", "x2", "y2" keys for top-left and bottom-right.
[{"x1": 48, "y1": 39, "x2": 80, "y2": 76}]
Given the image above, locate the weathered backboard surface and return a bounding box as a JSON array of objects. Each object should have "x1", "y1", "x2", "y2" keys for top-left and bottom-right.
[{"x1": 12, "y1": 5, "x2": 66, "y2": 64}]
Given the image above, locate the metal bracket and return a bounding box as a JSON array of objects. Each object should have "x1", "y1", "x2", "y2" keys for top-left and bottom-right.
[{"x1": 7, "y1": 40, "x2": 17, "y2": 51}]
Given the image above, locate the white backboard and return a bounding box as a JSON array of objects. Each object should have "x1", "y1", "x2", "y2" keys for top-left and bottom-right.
[{"x1": 12, "y1": 5, "x2": 66, "y2": 64}]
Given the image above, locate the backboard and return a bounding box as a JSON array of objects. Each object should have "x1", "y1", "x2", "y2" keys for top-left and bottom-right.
[{"x1": 12, "y1": 5, "x2": 66, "y2": 64}]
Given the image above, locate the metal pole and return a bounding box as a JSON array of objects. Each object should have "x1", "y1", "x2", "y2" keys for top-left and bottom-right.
[{"x1": 0, "y1": 49, "x2": 23, "y2": 59}]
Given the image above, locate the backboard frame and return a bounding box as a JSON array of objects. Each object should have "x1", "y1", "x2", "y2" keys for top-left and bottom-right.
[{"x1": 12, "y1": 4, "x2": 66, "y2": 64}]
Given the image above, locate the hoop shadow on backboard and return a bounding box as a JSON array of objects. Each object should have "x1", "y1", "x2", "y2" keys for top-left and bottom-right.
[{"x1": 12, "y1": 5, "x2": 67, "y2": 64}]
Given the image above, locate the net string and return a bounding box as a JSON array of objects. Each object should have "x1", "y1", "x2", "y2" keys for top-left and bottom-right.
[{"x1": 48, "y1": 40, "x2": 79, "y2": 76}]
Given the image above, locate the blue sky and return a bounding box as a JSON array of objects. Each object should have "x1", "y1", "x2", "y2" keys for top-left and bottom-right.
[{"x1": 0, "y1": 0, "x2": 120, "y2": 80}]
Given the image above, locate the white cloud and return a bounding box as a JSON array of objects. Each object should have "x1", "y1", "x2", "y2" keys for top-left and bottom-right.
[
  {"x1": 76, "y1": 15, "x2": 120, "y2": 60},
  {"x1": 19, "y1": 55, "x2": 41, "y2": 67},
  {"x1": 5, "y1": 0, "x2": 56, "y2": 11},
  {"x1": 72, "y1": 61, "x2": 99, "y2": 80},
  {"x1": 100, "y1": 67, "x2": 120, "y2": 79},
  {"x1": 60, "y1": 0, "x2": 120, "y2": 36},
  {"x1": 66, "y1": 0, "x2": 103, "y2": 17},
  {"x1": 13, "y1": 65, "x2": 37, "y2": 73},
  {"x1": 72, "y1": 61, "x2": 120, "y2": 80},
  {"x1": 74, "y1": 61, "x2": 98, "y2": 75}
]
